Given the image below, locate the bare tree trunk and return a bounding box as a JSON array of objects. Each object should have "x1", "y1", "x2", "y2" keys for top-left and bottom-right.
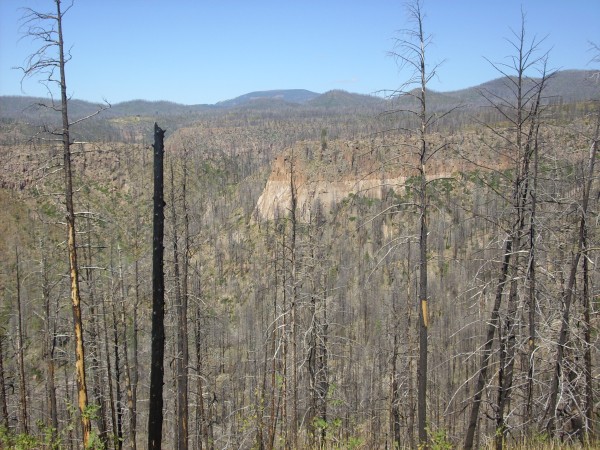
[
  {"x1": 0, "y1": 329, "x2": 7, "y2": 431},
  {"x1": 547, "y1": 107, "x2": 599, "y2": 435},
  {"x1": 465, "y1": 19, "x2": 549, "y2": 449},
  {"x1": 19, "y1": 2, "x2": 105, "y2": 443},
  {"x1": 191, "y1": 261, "x2": 209, "y2": 450},
  {"x1": 55, "y1": 1, "x2": 91, "y2": 441},
  {"x1": 195, "y1": 312, "x2": 210, "y2": 450},
  {"x1": 496, "y1": 156, "x2": 532, "y2": 448},
  {"x1": 130, "y1": 214, "x2": 142, "y2": 450},
  {"x1": 110, "y1": 246, "x2": 124, "y2": 450},
  {"x1": 256, "y1": 327, "x2": 267, "y2": 450},
  {"x1": 525, "y1": 128, "x2": 539, "y2": 428},
  {"x1": 64, "y1": 364, "x2": 75, "y2": 450},
  {"x1": 170, "y1": 161, "x2": 189, "y2": 450},
  {"x1": 148, "y1": 123, "x2": 166, "y2": 449},
  {"x1": 495, "y1": 252, "x2": 521, "y2": 450},
  {"x1": 417, "y1": 179, "x2": 428, "y2": 448},
  {"x1": 317, "y1": 289, "x2": 329, "y2": 449},
  {"x1": 416, "y1": 7, "x2": 430, "y2": 445},
  {"x1": 389, "y1": 308, "x2": 401, "y2": 448},
  {"x1": 89, "y1": 314, "x2": 108, "y2": 448},
  {"x1": 406, "y1": 244, "x2": 416, "y2": 449},
  {"x1": 84, "y1": 216, "x2": 109, "y2": 448},
  {"x1": 268, "y1": 235, "x2": 280, "y2": 450},
  {"x1": 390, "y1": 3, "x2": 433, "y2": 445},
  {"x1": 280, "y1": 226, "x2": 289, "y2": 448},
  {"x1": 582, "y1": 229, "x2": 593, "y2": 437},
  {"x1": 181, "y1": 150, "x2": 190, "y2": 450},
  {"x1": 15, "y1": 246, "x2": 28, "y2": 435},
  {"x1": 101, "y1": 284, "x2": 118, "y2": 449},
  {"x1": 288, "y1": 151, "x2": 299, "y2": 449},
  {"x1": 118, "y1": 245, "x2": 135, "y2": 450},
  {"x1": 464, "y1": 241, "x2": 512, "y2": 450},
  {"x1": 40, "y1": 241, "x2": 58, "y2": 437}
]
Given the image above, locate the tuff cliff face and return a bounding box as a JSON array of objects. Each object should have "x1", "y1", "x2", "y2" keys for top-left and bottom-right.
[
  {"x1": 254, "y1": 135, "x2": 476, "y2": 221},
  {"x1": 256, "y1": 154, "x2": 411, "y2": 221}
]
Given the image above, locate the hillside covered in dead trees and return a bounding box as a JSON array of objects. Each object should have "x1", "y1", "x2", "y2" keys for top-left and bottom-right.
[{"x1": 1, "y1": 1, "x2": 600, "y2": 449}]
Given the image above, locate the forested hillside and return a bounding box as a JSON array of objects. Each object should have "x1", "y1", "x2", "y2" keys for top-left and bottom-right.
[{"x1": 1, "y1": 2, "x2": 599, "y2": 450}]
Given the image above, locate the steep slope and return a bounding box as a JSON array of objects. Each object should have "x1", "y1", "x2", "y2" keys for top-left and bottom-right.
[{"x1": 255, "y1": 132, "x2": 498, "y2": 221}]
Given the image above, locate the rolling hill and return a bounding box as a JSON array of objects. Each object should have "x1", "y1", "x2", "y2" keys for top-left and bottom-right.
[{"x1": 1, "y1": 70, "x2": 597, "y2": 124}]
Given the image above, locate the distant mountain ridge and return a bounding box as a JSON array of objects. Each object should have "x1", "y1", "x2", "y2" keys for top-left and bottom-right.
[
  {"x1": 441, "y1": 69, "x2": 599, "y2": 106},
  {"x1": 1, "y1": 70, "x2": 597, "y2": 121},
  {"x1": 216, "y1": 89, "x2": 319, "y2": 107}
]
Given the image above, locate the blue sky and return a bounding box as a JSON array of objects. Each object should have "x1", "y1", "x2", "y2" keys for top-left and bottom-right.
[{"x1": 1, "y1": 1, "x2": 598, "y2": 105}]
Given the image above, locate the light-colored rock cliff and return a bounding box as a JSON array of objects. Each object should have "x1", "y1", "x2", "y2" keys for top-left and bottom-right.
[{"x1": 254, "y1": 136, "x2": 470, "y2": 221}]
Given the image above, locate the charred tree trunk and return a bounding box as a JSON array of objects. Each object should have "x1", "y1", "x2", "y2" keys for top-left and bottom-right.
[{"x1": 148, "y1": 123, "x2": 166, "y2": 450}]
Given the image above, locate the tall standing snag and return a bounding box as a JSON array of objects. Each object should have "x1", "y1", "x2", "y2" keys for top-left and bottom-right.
[
  {"x1": 18, "y1": 1, "x2": 97, "y2": 445},
  {"x1": 546, "y1": 103, "x2": 599, "y2": 436},
  {"x1": 149, "y1": 123, "x2": 166, "y2": 449},
  {"x1": 463, "y1": 15, "x2": 550, "y2": 449},
  {"x1": 388, "y1": 1, "x2": 445, "y2": 445}
]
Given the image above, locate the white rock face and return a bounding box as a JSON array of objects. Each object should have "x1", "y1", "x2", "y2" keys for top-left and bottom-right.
[
  {"x1": 254, "y1": 136, "x2": 470, "y2": 222},
  {"x1": 255, "y1": 153, "x2": 408, "y2": 221}
]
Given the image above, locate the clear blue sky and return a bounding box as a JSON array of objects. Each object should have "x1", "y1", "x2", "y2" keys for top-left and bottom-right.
[{"x1": 1, "y1": 1, "x2": 598, "y2": 105}]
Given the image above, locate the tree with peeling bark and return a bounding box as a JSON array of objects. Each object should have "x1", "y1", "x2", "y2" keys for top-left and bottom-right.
[{"x1": 17, "y1": 1, "x2": 107, "y2": 446}]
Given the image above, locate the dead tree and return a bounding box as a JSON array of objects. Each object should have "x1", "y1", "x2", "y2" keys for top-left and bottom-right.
[
  {"x1": 388, "y1": 1, "x2": 446, "y2": 445},
  {"x1": 464, "y1": 16, "x2": 550, "y2": 449},
  {"x1": 15, "y1": 246, "x2": 28, "y2": 435},
  {"x1": 148, "y1": 123, "x2": 166, "y2": 449},
  {"x1": 17, "y1": 1, "x2": 108, "y2": 445},
  {"x1": 40, "y1": 236, "x2": 59, "y2": 438},
  {"x1": 546, "y1": 104, "x2": 599, "y2": 436},
  {"x1": 0, "y1": 328, "x2": 7, "y2": 431},
  {"x1": 170, "y1": 160, "x2": 189, "y2": 450}
]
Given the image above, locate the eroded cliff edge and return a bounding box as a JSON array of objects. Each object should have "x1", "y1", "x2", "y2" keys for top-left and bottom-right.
[{"x1": 255, "y1": 133, "x2": 487, "y2": 222}]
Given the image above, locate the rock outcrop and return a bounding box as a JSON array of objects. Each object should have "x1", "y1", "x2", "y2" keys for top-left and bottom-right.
[
  {"x1": 256, "y1": 152, "x2": 408, "y2": 221},
  {"x1": 254, "y1": 136, "x2": 471, "y2": 221}
]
